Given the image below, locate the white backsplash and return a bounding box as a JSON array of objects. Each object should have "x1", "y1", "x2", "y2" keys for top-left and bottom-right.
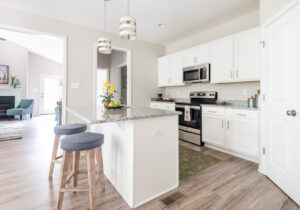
[{"x1": 163, "y1": 82, "x2": 260, "y2": 100}]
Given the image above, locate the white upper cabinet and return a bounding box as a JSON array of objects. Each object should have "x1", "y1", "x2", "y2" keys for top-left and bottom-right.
[
  {"x1": 170, "y1": 52, "x2": 185, "y2": 86},
  {"x1": 210, "y1": 37, "x2": 234, "y2": 83},
  {"x1": 158, "y1": 56, "x2": 170, "y2": 87},
  {"x1": 234, "y1": 28, "x2": 261, "y2": 82},
  {"x1": 158, "y1": 52, "x2": 185, "y2": 87},
  {"x1": 183, "y1": 44, "x2": 210, "y2": 67}
]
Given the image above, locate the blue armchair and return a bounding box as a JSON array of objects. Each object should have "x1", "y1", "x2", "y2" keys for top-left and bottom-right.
[{"x1": 7, "y1": 99, "x2": 34, "y2": 120}]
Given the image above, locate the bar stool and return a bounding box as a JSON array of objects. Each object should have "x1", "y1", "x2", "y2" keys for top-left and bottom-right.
[
  {"x1": 49, "y1": 123, "x2": 87, "y2": 178},
  {"x1": 56, "y1": 132, "x2": 105, "y2": 210}
]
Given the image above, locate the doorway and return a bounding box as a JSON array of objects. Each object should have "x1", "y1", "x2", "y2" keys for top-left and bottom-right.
[
  {"x1": 94, "y1": 46, "x2": 131, "y2": 108},
  {"x1": 39, "y1": 75, "x2": 62, "y2": 114}
]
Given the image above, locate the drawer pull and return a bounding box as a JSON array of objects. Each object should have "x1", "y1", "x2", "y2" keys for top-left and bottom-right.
[
  {"x1": 227, "y1": 121, "x2": 230, "y2": 129},
  {"x1": 237, "y1": 114, "x2": 247, "y2": 117},
  {"x1": 208, "y1": 111, "x2": 216, "y2": 113}
]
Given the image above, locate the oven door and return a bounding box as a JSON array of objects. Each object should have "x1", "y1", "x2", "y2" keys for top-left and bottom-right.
[{"x1": 175, "y1": 105, "x2": 201, "y2": 131}]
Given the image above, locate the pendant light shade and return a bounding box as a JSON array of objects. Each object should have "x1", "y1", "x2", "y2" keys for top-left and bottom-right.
[
  {"x1": 120, "y1": 0, "x2": 136, "y2": 41},
  {"x1": 98, "y1": 37, "x2": 112, "y2": 54},
  {"x1": 98, "y1": 0, "x2": 112, "y2": 54},
  {"x1": 120, "y1": 16, "x2": 136, "y2": 40}
]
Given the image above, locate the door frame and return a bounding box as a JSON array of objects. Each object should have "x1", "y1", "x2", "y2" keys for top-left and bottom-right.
[
  {"x1": 93, "y1": 43, "x2": 132, "y2": 113},
  {"x1": 0, "y1": 24, "x2": 67, "y2": 123},
  {"x1": 259, "y1": 0, "x2": 299, "y2": 175},
  {"x1": 39, "y1": 74, "x2": 62, "y2": 115}
]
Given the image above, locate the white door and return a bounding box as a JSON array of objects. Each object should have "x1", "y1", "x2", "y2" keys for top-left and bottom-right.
[
  {"x1": 202, "y1": 115, "x2": 226, "y2": 147},
  {"x1": 234, "y1": 28, "x2": 261, "y2": 82},
  {"x1": 170, "y1": 52, "x2": 184, "y2": 86},
  {"x1": 210, "y1": 37, "x2": 234, "y2": 83},
  {"x1": 158, "y1": 56, "x2": 170, "y2": 87},
  {"x1": 226, "y1": 118, "x2": 259, "y2": 157},
  {"x1": 263, "y1": 1, "x2": 300, "y2": 205},
  {"x1": 40, "y1": 75, "x2": 61, "y2": 114}
]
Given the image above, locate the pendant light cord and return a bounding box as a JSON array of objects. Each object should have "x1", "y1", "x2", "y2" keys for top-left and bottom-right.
[
  {"x1": 127, "y1": 0, "x2": 129, "y2": 16},
  {"x1": 104, "y1": 0, "x2": 107, "y2": 35}
]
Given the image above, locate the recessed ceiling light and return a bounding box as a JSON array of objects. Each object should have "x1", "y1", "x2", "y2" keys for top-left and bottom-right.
[{"x1": 158, "y1": 24, "x2": 166, "y2": 28}]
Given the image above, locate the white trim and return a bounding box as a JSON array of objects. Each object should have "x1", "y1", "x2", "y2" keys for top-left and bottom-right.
[
  {"x1": 205, "y1": 143, "x2": 260, "y2": 164},
  {"x1": 93, "y1": 43, "x2": 132, "y2": 112},
  {"x1": 0, "y1": 24, "x2": 68, "y2": 123}
]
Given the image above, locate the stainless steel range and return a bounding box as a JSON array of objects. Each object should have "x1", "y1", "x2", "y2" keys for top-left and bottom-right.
[{"x1": 175, "y1": 91, "x2": 217, "y2": 146}]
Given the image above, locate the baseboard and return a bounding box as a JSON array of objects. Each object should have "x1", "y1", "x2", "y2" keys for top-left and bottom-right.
[
  {"x1": 205, "y1": 143, "x2": 260, "y2": 163},
  {"x1": 133, "y1": 184, "x2": 179, "y2": 208}
]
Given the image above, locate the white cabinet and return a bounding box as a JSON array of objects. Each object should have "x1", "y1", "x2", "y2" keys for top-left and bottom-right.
[
  {"x1": 202, "y1": 106, "x2": 260, "y2": 162},
  {"x1": 170, "y1": 52, "x2": 185, "y2": 86},
  {"x1": 202, "y1": 115, "x2": 226, "y2": 147},
  {"x1": 183, "y1": 44, "x2": 210, "y2": 67},
  {"x1": 226, "y1": 118, "x2": 259, "y2": 157},
  {"x1": 150, "y1": 102, "x2": 175, "y2": 111},
  {"x1": 234, "y1": 28, "x2": 260, "y2": 82},
  {"x1": 210, "y1": 37, "x2": 234, "y2": 83},
  {"x1": 210, "y1": 27, "x2": 261, "y2": 83},
  {"x1": 158, "y1": 56, "x2": 170, "y2": 87},
  {"x1": 158, "y1": 52, "x2": 185, "y2": 87}
]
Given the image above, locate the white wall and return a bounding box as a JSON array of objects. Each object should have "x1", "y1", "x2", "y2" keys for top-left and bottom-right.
[
  {"x1": 0, "y1": 6, "x2": 164, "y2": 122},
  {"x1": 260, "y1": 0, "x2": 293, "y2": 24},
  {"x1": 0, "y1": 40, "x2": 28, "y2": 99},
  {"x1": 164, "y1": 10, "x2": 260, "y2": 100},
  {"x1": 27, "y1": 52, "x2": 62, "y2": 115}
]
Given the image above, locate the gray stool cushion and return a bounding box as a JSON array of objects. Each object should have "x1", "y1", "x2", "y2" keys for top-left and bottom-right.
[
  {"x1": 60, "y1": 132, "x2": 104, "y2": 151},
  {"x1": 54, "y1": 123, "x2": 87, "y2": 135}
]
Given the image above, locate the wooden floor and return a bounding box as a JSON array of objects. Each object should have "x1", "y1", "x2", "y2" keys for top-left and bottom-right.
[{"x1": 0, "y1": 115, "x2": 299, "y2": 210}]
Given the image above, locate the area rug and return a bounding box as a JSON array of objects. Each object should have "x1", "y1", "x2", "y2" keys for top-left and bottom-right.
[
  {"x1": 0, "y1": 122, "x2": 25, "y2": 141},
  {"x1": 179, "y1": 145, "x2": 221, "y2": 180}
]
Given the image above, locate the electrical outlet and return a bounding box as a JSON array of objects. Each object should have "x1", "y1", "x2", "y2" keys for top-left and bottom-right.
[
  {"x1": 154, "y1": 129, "x2": 163, "y2": 137},
  {"x1": 71, "y1": 83, "x2": 80, "y2": 89}
]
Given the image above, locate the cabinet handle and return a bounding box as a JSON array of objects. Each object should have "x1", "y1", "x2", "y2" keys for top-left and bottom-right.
[
  {"x1": 222, "y1": 120, "x2": 224, "y2": 128},
  {"x1": 227, "y1": 121, "x2": 230, "y2": 130},
  {"x1": 195, "y1": 56, "x2": 198, "y2": 64},
  {"x1": 208, "y1": 111, "x2": 216, "y2": 113},
  {"x1": 230, "y1": 71, "x2": 233, "y2": 79},
  {"x1": 236, "y1": 70, "x2": 239, "y2": 78}
]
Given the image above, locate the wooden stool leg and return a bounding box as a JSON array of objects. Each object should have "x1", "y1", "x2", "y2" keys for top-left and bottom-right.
[
  {"x1": 73, "y1": 151, "x2": 80, "y2": 187},
  {"x1": 96, "y1": 147, "x2": 105, "y2": 192},
  {"x1": 56, "y1": 151, "x2": 72, "y2": 210},
  {"x1": 49, "y1": 135, "x2": 60, "y2": 178},
  {"x1": 87, "y1": 150, "x2": 96, "y2": 210}
]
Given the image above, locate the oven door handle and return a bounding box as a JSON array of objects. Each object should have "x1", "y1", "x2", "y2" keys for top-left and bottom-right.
[{"x1": 175, "y1": 105, "x2": 201, "y2": 110}]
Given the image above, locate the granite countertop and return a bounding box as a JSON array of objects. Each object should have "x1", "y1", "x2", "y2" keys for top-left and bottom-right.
[
  {"x1": 201, "y1": 104, "x2": 260, "y2": 111},
  {"x1": 66, "y1": 106, "x2": 181, "y2": 124}
]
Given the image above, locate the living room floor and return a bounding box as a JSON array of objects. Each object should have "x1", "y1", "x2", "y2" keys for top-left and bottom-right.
[{"x1": 0, "y1": 115, "x2": 298, "y2": 210}]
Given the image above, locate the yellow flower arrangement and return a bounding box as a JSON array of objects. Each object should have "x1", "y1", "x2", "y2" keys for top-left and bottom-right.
[{"x1": 100, "y1": 81, "x2": 117, "y2": 104}]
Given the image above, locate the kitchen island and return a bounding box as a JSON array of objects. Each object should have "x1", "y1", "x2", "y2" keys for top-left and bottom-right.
[{"x1": 66, "y1": 106, "x2": 180, "y2": 208}]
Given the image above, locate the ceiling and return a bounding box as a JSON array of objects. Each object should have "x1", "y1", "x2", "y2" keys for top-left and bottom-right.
[
  {"x1": 0, "y1": 28, "x2": 64, "y2": 63},
  {"x1": 0, "y1": 0, "x2": 259, "y2": 45}
]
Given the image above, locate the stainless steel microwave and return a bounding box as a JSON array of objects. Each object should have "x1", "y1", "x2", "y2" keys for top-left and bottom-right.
[{"x1": 183, "y1": 63, "x2": 210, "y2": 83}]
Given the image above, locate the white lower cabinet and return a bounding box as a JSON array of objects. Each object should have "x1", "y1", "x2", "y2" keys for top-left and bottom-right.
[
  {"x1": 202, "y1": 106, "x2": 260, "y2": 162},
  {"x1": 202, "y1": 115, "x2": 226, "y2": 147}
]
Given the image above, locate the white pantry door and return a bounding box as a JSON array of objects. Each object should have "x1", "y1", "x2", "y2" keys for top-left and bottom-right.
[{"x1": 263, "y1": 1, "x2": 300, "y2": 205}]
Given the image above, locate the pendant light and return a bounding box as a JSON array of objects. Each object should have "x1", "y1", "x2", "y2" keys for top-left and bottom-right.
[
  {"x1": 119, "y1": 0, "x2": 136, "y2": 41},
  {"x1": 98, "y1": 0, "x2": 112, "y2": 54}
]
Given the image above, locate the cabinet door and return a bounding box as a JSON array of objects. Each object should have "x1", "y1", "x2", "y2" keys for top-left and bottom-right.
[
  {"x1": 194, "y1": 44, "x2": 210, "y2": 65},
  {"x1": 158, "y1": 56, "x2": 170, "y2": 87},
  {"x1": 210, "y1": 37, "x2": 234, "y2": 83},
  {"x1": 170, "y1": 52, "x2": 184, "y2": 86},
  {"x1": 234, "y1": 28, "x2": 261, "y2": 82},
  {"x1": 183, "y1": 48, "x2": 196, "y2": 68},
  {"x1": 226, "y1": 118, "x2": 259, "y2": 158},
  {"x1": 202, "y1": 115, "x2": 226, "y2": 146}
]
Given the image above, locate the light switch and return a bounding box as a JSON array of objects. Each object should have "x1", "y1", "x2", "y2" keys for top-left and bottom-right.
[{"x1": 154, "y1": 129, "x2": 163, "y2": 137}]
